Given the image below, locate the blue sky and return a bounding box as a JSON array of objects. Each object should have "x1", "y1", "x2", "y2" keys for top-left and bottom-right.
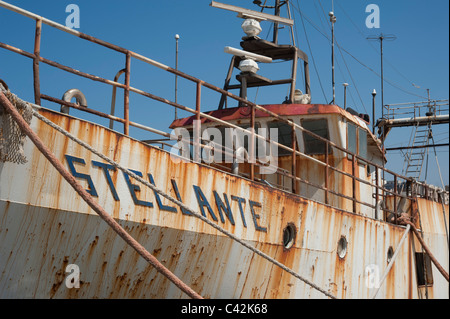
[{"x1": 0, "y1": 0, "x2": 448, "y2": 186}]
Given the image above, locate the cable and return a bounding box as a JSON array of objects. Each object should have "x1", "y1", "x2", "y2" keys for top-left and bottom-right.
[
  {"x1": 431, "y1": 134, "x2": 446, "y2": 188},
  {"x1": 312, "y1": 1, "x2": 360, "y2": 109},
  {"x1": 316, "y1": 0, "x2": 367, "y2": 113},
  {"x1": 296, "y1": 0, "x2": 328, "y2": 103},
  {"x1": 322, "y1": 2, "x2": 428, "y2": 101},
  {"x1": 289, "y1": 2, "x2": 428, "y2": 100},
  {"x1": 1, "y1": 86, "x2": 338, "y2": 299},
  {"x1": 335, "y1": 1, "x2": 425, "y2": 92}
]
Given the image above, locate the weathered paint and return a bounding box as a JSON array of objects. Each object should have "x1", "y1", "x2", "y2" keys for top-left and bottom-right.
[
  {"x1": 175, "y1": 110, "x2": 383, "y2": 217},
  {"x1": 170, "y1": 104, "x2": 369, "y2": 130},
  {"x1": 0, "y1": 108, "x2": 448, "y2": 298}
]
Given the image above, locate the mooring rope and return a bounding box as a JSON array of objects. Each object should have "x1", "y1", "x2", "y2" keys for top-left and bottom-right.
[
  {"x1": 0, "y1": 86, "x2": 337, "y2": 299},
  {"x1": 0, "y1": 88, "x2": 203, "y2": 300}
]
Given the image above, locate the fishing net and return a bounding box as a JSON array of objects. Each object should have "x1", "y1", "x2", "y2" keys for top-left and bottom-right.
[{"x1": 0, "y1": 84, "x2": 33, "y2": 164}]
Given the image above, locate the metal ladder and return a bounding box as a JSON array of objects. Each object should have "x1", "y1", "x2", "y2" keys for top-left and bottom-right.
[{"x1": 403, "y1": 123, "x2": 432, "y2": 180}]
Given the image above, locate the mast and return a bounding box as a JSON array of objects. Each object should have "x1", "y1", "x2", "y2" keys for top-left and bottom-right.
[
  {"x1": 212, "y1": 1, "x2": 311, "y2": 109},
  {"x1": 329, "y1": 11, "x2": 336, "y2": 105},
  {"x1": 174, "y1": 34, "x2": 180, "y2": 120},
  {"x1": 273, "y1": 0, "x2": 281, "y2": 44},
  {"x1": 252, "y1": 0, "x2": 287, "y2": 44},
  {"x1": 367, "y1": 33, "x2": 397, "y2": 120}
]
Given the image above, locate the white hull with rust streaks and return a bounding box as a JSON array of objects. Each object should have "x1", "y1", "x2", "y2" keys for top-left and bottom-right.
[{"x1": 0, "y1": 108, "x2": 448, "y2": 298}]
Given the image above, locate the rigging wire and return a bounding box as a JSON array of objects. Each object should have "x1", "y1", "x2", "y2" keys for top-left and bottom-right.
[
  {"x1": 287, "y1": 1, "x2": 305, "y2": 89},
  {"x1": 313, "y1": 0, "x2": 328, "y2": 37},
  {"x1": 431, "y1": 134, "x2": 446, "y2": 188},
  {"x1": 334, "y1": 50, "x2": 358, "y2": 108},
  {"x1": 311, "y1": 0, "x2": 358, "y2": 107},
  {"x1": 289, "y1": 2, "x2": 428, "y2": 101},
  {"x1": 335, "y1": 1, "x2": 426, "y2": 93},
  {"x1": 335, "y1": 37, "x2": 368, "y2": 113},
  {"x1": 297, "y1": 1, "x2": 445, "y2": 186},
  {"x1": 295, "y1": 0, "x2": 328, "y2": 103},
  {"x1": 316, "y1": 0, "x2": 368, "y2": 114}
]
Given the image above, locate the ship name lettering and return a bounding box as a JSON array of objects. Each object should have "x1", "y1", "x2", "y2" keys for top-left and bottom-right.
[{"x1": 64, "y1": 154, "x2": 267, "y2": 232}]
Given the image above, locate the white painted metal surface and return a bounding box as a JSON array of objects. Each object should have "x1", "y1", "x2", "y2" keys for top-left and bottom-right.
[{"x1": 0, "y1": 109, "x2": 448, "y2": 298}]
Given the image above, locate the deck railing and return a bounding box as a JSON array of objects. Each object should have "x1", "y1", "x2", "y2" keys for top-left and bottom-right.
[
  {"x1": 1, "y1": 1, "x2": 447, "y2": 223},
  {"x1": 384, "y1": 100, "x2": 449, "y2": 121}
]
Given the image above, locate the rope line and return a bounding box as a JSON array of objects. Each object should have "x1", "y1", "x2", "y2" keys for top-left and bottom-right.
[
  {"x1": 0, "y1": 87, "x2": 203, "y2": 299},
  {"x1": 3, "y1": 88, "x2": 337, "y2": 299},
  {"x1": 33, "y1": 108, "x2": 337, "y2": 299}
]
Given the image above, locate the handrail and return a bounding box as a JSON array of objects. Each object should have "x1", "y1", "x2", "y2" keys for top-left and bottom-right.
[
  {"x1": 1, "y1": 1, "x2": 447, "y2": 222},
  {"x1": 384, "y1": 99, "x2": 449, "y2": 121}
]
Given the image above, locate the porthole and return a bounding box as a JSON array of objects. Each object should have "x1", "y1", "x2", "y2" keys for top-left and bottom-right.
[
  {"x1": 337, "y1": 236, "x2": 347, "y2": 259},
  {"x1": 283, "y1": 223, "x2": 296, "y2": 250},
  {"x1": 387, "y1": 246, "x2": 394, "y2": 263}
]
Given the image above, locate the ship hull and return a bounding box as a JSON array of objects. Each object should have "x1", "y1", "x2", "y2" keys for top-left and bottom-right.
[{"x1": 0, "y1": 108, "x2": 448, "y2": 299}]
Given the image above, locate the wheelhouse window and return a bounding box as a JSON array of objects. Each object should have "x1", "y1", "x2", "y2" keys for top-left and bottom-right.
[
  {"x1": 347, "y1": 122, "x2": 368, "y2": 160},
  {"x1": 268, "y1": 121, "x2": 294, "y2": 156},
  {"x1": 347, "y1": 123, "x2": 357, "y2": 155},
  {"x1": 301, "y1": 119, "x2": 331, "y2": 155},
  {"x1": 358, "y1": 128, "x2": 367, "y2": 160}
]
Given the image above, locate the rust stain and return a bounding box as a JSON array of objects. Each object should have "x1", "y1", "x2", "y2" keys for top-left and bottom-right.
[{"x1": 0, "y1": 108, "x2": 448, "y2": 299}]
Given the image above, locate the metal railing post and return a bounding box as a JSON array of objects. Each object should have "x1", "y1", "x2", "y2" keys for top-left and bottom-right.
[
  {"x1": 250, "y1": 103, "x2": 255, "y2": 181},
  {"x1": 33, "y1": 19, "x2": 42, "y2": 105},
  {"x1": 375, "y1": 167, "x2": 379, "y2": 219},
  {"x1": 194, "y1": 81, "x2": 202, "y2": 163},
  {"x1": 352, "y1": 155, "x2": 356, "y2": 213},
  {"x1": 124, "y1": 52, "x2": 131, "y2": 135},
  {"x1": 291, "y1": 125, "x2": 297, "y2": 193},
  {"x1": 325, "y1": 140, "x2": 329, "y2": 204},
  {"x1": 393, "y1": 175, "x2": 398, "y2": 224}
]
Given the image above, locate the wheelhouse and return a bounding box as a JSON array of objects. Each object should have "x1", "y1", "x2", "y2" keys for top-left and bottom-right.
[{"x1": 170, "y1": 103, "x2": 385, "y2": 218}]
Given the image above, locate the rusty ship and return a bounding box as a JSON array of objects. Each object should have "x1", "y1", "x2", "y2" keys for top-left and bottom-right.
[{"x1": 0, "y1": 1, "x2": 448, "y2": 299}]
